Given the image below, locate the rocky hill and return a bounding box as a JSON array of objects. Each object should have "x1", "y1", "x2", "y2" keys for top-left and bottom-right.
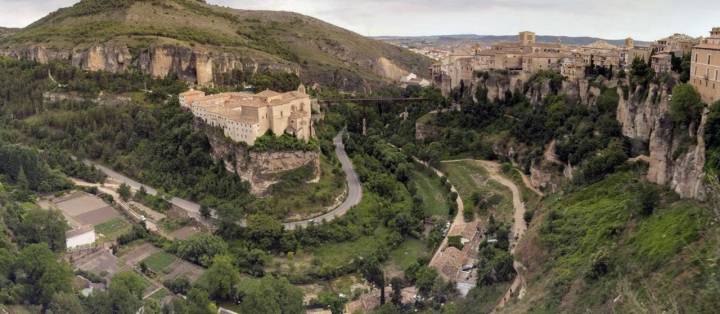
[{"x1": 0, "y1": 0, "x2": 431, "y2": 90}]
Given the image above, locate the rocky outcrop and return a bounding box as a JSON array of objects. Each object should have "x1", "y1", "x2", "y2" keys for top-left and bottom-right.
[
  {"x1": 43, "y1": 91, "x2": 132, "y2": 106},
  {"x1": 203, "y1": 122, "x2": 320, "y2": 196},
  {"x1": 1, "y1": 43, "x2": 298, "y2": 87},
  {"x1": 415, "y1": 120, "x2": 440, "y2": 141},
  {"x1": 617, "y1": 83, "x2": 707, "y2": 200}
]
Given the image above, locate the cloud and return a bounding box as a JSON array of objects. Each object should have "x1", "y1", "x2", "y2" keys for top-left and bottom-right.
[{"x1": 1, "y1": 0, "x2": 718, "y2": 41}]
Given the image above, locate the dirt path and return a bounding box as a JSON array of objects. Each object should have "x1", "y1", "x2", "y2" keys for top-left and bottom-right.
[
  {"x1": 419, "y1": 158, "x2": 466, "y2": 267},
  {"x1": 441, "y1": 159, "x2": 533, "y2": 310},
  {"x1": 477, "y1": 160, "x2": 529, "y2": 311}
]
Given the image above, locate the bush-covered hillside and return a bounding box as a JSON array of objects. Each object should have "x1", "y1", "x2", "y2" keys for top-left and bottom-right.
[{"x1": 503, "y1": 165, "x2": 719, "y2": 313}]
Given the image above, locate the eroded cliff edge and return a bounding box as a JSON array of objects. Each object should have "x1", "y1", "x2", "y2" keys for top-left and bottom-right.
[{"x1": 200, "y1": 121, "x2": 320, "y2": 196}]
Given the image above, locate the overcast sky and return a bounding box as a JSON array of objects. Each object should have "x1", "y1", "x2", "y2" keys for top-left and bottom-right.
[{"x1": 1, "y1": 0, "x2": 719, "y2": 41}]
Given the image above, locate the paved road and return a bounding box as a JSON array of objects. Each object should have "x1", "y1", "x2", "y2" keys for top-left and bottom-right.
[
  {"x1": 284, "y1": 131, "x2": 362, "y2": 230},
  {"x1": 83, "y1": 130, "x2": 361, "y2": 230}
]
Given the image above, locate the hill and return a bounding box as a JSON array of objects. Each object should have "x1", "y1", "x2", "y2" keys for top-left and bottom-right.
[
  {"x1": 0, "y1": 27, "x2": 18, "y2": 39},
  {"x1": 377, "y1": 34, "x2": 652, "y2": 48},
  {"x1": 0, "y1": 0, "x2": 431, "y2": 90}
]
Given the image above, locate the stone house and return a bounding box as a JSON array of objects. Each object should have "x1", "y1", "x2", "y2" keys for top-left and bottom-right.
[{"x1": 691, "y1": 27, "x2": 720, "y2": 104}]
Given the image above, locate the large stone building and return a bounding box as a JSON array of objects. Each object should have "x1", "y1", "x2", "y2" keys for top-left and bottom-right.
[
  {"x1": 691, "y1": 27, "x2": 720, "y2": 104},
  {"x1": 180, "y1": 85, "x2": 313, "y2": 145}
]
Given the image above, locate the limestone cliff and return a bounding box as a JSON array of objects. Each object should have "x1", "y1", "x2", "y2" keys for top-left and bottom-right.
[
  {"x1": 1, "y1": 43, "x2": 298, "y2": 88},
  {"x1": 465, "y1": 70, "x2": 709, "y2": 200},
  {"x1": 202, "y1": 121, "x2": 320, "y2": 196},
  {"x1": 617, "y1": 83, "x2": 707, "y2": 200},
  {"x1": 474, "y1": 70, "x2": 602, "y2": 106}
]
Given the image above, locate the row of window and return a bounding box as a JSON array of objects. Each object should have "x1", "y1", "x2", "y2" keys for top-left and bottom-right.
[
  {"x1": 693, "y1": 67, "x2": 720, "y2": 81},
  {"x1": 694, "y1": 52, "x2": 716, "y2": 65}
]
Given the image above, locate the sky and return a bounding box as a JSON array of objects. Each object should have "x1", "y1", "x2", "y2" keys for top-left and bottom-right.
[{"x1": 1, "y1": 0, "x2": 719, "y2": 41}]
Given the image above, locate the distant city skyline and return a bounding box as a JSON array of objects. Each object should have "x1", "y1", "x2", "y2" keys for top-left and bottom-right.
[{"x1": 0, "y1": 0, "x2": 718, "y2": 41}]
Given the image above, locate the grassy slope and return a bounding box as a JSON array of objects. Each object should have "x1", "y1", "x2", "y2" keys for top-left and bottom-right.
[
  {"x1": 441, "y1": 160, "x2": 515, "y2": 223},
  {"x1": 505, "y1": 167, "x2": 720, "y2": 313},
  {"x1": 410, "y1": 163, "x2": 449, "y2": 217},
  {"x1": 2, "y1": 0, "x2": 431, "y2": 86}
]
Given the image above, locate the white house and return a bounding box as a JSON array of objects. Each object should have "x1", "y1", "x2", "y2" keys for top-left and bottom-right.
[{"x1": 66, "y1": 225, "x2": 96, "y2": 250}]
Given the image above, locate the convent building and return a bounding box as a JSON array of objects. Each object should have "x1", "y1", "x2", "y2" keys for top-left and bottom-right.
[{"x1": 179, "y1": 85, "x2": 313, "y2": 145}]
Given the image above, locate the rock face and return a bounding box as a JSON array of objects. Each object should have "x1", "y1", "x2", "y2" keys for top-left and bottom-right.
[
  {"x1": 474, "y1": 71, "x2": 602, "y2": 107},
  {"x1": 204, "y1": 122, "x2": 320, "y2": 196},
  {"x1": 617, "y1": 83, "x2": 707, "y2": 200},
  {"x1": 1, "y1": 43, "x2": 298, "y2": 87}
]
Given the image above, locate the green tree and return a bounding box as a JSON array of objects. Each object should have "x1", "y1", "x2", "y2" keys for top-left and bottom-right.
[
  {"x1": 415, "y1": 266, "x2": 438, "y2": 297},
  {"x1": 237, "y1": 276, "x2": 304, "y2": 314},
  {"x1": 47, "y1": 292, "x2": 85, "y2": 314},
  {"x1": 360, "y1": 257, "x2": 386, "y2": 305},
  {"x1": 246, "y1": 214, "x2": 284, "y2": 250},
  {"x1": 118, "y1": 183, "x2": 132, "y2": 201},
  {"x1": 172, "y1": 234, "x2": 228, "y2": 266},
  {"x1": 15, "y1": 243, "x2": 73, "y2": 306},
  {"x1": 205, "y1": 255, "x2": 241, "y2": 301},
  {"x1": 17, "y1": 208, "x2": 68, "y2": 251},
  {"x1": 670, "y1": 84, "x2": 704, "y2": 127},
  {"x1": 390, "y1": 277, "x2": 403, "y2": 305}
]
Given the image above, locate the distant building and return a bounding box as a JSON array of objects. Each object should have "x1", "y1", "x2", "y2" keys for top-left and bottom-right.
[
  {"x1": 180, "y1": 85, "x2": 313, "y2": 145},
  {"x1": 652, "y1": 53, "x2": 673, "y2": 74},
  {"x1": 690, "y1": 27, "x2": 720, "y2": 104},
  {"x1": 654, "y1": 33, "x2": 700, "y2": 56}
]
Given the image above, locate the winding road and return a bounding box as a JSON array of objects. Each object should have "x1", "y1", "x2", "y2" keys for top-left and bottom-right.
[{"x1": 83, "y1": 131, "x2": 362, "y2": 230}]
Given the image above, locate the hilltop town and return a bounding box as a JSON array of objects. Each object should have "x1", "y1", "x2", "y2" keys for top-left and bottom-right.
[{"x1": 429, "y1": 29, "x2": 719, "y2": 104}]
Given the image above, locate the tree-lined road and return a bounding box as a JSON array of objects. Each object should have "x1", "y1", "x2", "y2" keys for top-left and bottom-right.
[{"x1": 82, "y1": 130, "x2": 361, "y2": 230}]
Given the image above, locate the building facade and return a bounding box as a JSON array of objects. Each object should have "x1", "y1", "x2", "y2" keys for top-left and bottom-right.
[
  {"x1": 66, "y1": 225, "x2": 96, "y2": 250},
  {"x1": 690, "y1": 27, "x2": 720, "y2": 104},
  {"x1": 180, "y1": 85, "x2": 313, "y2": 145}
]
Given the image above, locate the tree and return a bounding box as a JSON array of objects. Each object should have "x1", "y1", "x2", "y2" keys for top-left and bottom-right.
[
  {"x1": 47, "y1": 292, "x2": 85, "y2": 314},
  {"x1": 205, "y1": 255, "x2": 241, "y2": 301},
  {"x1": 17, "y1": 208, "x2": 69, "y2": 252},
  {"x1": 670, "y1": 84, "x2": 704, "y2": 127},
  {"x1": 414, "y1": 266, "x2": 438, "y2": 297},
  {"x1": 15, "y1": 243, "x2": 73, "y2": 306},
  {"x1": 200, "y1": 205, "x2": 211, "y2": 219},
  {"x1": 317, "y1": 291, "x2": 346, "y2": 314},
  {"x1": 359, "y1": 257, "x2": 386, "y2": 305},
  {"x1": 637, "y1": 184, "x2": 661, "y2": 216},
  {"x1": 245, "y1": 214, "x2": 284, "y2": 251},
  {"x1": 118, "y1": 183, "x2": 132, "y2": 201},
  {"x1": 237, "y1": 276, "x2": 304, "y2": 314},
  {"x1": 171, "y1": 234, "x2": 228, "y2": 267},
  {"x1": 390, "y1": 277, "x2": 403, "y2": 306}
]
